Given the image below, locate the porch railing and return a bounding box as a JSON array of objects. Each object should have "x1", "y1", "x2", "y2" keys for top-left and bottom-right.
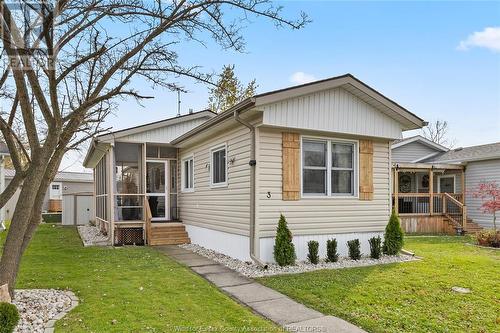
[
  {"x1": 443, "y1": 193, "x2": 467, "y2": 232},
  {"x1": 393, "y1": 192, "x2": 467, "y2": 231}
]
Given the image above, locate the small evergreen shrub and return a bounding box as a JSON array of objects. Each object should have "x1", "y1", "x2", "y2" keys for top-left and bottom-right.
[
  {"x1": 383, "y1": 209, "x2": 404, "y2": 255},
  {"x1": 0, "y1": 302, "x2": 19, "y2": 333},
  {"x1": 326, "y1": 238, "x2": 339, "y2": 263},
  {"x1": 347, "y1": 239, "x2": 361, "y2": 260},
  {"x1": 307, "y1": 240, "x2": 319, "y2": 264},
  {"x1": 369, "y1": 236, "x2": 382, "y2": 259},
  {"x1": 273, "y1": 214, "x2": 296, "y2": 266}
]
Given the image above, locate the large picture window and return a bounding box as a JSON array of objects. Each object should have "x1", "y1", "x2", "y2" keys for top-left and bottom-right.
[
  {"x1": 302, "y1": 138, "x2": 357, "y2": 197},
  {"x1": 210, "y1": 145, "x2": 227, "y2": 186}
]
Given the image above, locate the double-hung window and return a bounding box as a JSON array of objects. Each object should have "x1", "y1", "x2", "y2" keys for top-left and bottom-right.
[
  {"x1": 182, "y1": 157, "x2": 194, "y2": 191},
  {"x1": 302, "y1": 138, "x2": 357, "y2": 197},
  {"x1": 211, "y1": 145, "x2": 227, "y2": 186}
]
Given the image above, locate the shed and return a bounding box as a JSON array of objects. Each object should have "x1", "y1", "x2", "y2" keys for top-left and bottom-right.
[{"x1": 62, "y1": 192, "x2": 94, "y2": 226}]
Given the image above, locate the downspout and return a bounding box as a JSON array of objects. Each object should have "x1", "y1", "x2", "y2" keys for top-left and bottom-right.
[{"x1": 233, "y1": 110, "x2": 267, "y2": 268}]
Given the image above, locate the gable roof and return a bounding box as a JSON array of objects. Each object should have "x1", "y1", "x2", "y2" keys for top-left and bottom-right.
[
  {"x1": 83, "y1": 109, "x2": 216, "y2": 167},
  {"x1": 5, "y1": 169, "x2": 93, "y2": 182},
  {"x1": 428, "y1": 141, "x2": 500, "y2": 163},
  {"x1": 391, "y1": 135, "x2": 449, "y2": 152},
  {"x1": 95, "y1": 109, "x2": 215, "y2": 142},
  {"x1": 173, "y1": 74, "x2": 427, "y2": 145}
]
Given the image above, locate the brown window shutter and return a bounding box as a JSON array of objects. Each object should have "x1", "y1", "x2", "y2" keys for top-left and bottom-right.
[
  {"x1": 359, "y1": 140, "x2": 374, "y2": 201},
  {"x1": 282, "y1": 132, "x2": 300, "y2": 201}
]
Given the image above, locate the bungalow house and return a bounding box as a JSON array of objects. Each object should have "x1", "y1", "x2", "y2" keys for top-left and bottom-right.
[
  {"x1": 83, "y1": 74, "x2": 427, "y2": 262},
  {"x1": 392, "y1": 135, "x2": 500, "y2": 234}
]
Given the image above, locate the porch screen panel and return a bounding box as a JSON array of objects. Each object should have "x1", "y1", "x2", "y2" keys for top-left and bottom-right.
[
  {"x1": 115, "y1": 143, "x2": 143, "y2": 221},
  {"x1": 95, "y1": 155, "x2": 108, "y2": 221}
]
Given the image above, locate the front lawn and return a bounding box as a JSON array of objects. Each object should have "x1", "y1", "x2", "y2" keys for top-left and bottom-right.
[
  {"x1": 1, "y1": 224, "x2": 275, "y2": 332},
  {"x1": 259, "y1": 236, "x2": 500, "y2": 333}
]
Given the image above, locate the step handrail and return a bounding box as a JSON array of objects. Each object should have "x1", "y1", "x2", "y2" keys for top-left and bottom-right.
[
  {"x1": 443, "y1": 192, "x2": 467, "y2": 232},
  {"x1": 443, "y1": 192, "x2": 463, "y2": 207}
]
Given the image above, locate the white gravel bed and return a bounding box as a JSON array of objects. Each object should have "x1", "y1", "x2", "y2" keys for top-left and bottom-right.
[
  {"x1": 179, "y1": 243, "x2": 418, "y2": 277},
  {"x1": 77, "y1": 225, "x2": 109, "y2": 246},
  {"x1": 12, "y1": 289, "x2": 76, "y2": 333}
]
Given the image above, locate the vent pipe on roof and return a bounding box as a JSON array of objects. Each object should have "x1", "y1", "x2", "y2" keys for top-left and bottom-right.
[{"x1": 189, "y1": 108, "x2": 193, "y2": 114}]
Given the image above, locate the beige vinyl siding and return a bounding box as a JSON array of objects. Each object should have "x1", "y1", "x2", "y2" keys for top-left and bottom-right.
[
  {"x1": 465, "y1": 159, "x2": 500, "y2": 228},
  {"x1": 392, "y1": 141, "x2": 440, "y2": 163},
  {"x1": 260, "y1": 87, "x2": 403, "y2": 140},
  {"x1": 257, "y1": 127, "x2": 391, "y2": 237},
  {"x1": 178, "y1": 124, "x2": 251, "y2": 236}
]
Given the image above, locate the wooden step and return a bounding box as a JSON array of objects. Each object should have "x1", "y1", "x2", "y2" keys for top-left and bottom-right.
[
  {"x1": 151, "y1": 230, "x2": 188, "y2": 237},
  {"x1": 149, "y1": 237, "x2": 191, "y2": 246},
  {"x1": 148, "y1": 223, "x2": 190, "y2": 245}
]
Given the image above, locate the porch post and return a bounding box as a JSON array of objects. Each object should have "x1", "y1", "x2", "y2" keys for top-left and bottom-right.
[
  {"x1": 394, "y1": 168, "x2": 399, "y2": 214},
  {"x1": 108, "y1": 146, "x2": 115, "y2": 245},
  {"x1": 461, "y1": 168, "x2": 465, "y2": 204},
  {"x1": 429, "y1": 168, "x2": 433, "y2": 216}
]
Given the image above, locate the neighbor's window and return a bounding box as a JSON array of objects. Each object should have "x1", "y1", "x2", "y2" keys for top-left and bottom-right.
[
  {"x1": 302, "y1": 138, "x2": 357, "y2": 196},
  {"x1": 182, "y1": 157, "x2": 194, "y2": 191},
  {"x1": 211, "y1": 145, "x2": 227, "y2": 186}
]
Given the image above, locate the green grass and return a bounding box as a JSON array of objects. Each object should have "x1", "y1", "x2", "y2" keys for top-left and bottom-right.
[
  {"x1": 41, "y1": 213, "x2": 62, "y2": 223},
  {"x1": 1, "y1": 225, "x2": 275, "y2": 332},
  {"x1": 259, "y1": 236, "x2": 500, "y2": 333}
]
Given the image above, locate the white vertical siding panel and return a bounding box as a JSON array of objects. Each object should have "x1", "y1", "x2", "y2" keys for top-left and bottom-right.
[
  {"x1": 261, "y1": 87, "x2": 403, "y2": 139},
  {"x1": 257, "y1": 127, "x2": 391, "y2": 237},
  {"x1": 465, "y1": 159, "x2": 500, "y2": 228},
  {"x1": 118, "y1": 118, "x2": 208, "y2": 143}
]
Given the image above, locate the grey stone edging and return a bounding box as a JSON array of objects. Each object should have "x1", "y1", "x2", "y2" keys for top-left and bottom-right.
[{"x1": 43, "y1": 291, "x2": 79, "y2": 333}]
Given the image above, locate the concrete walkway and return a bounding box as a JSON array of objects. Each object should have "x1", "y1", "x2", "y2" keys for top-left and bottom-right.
[{"x1": 155, "y1": 245, "x2": 366, "y2": 333}]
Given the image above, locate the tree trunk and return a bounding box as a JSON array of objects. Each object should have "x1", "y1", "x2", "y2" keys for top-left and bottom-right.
[{"x1": 0, "y1": 164, "x2": 47, "y2": 297}]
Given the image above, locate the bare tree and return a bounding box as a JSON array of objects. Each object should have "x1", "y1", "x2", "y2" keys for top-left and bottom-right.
[
  {"x1": 422, "y1": 120, "x2": 456, "y2": 148},
  {"x1": 0, "y1": 0, "x2": 307, "y2": 297}
]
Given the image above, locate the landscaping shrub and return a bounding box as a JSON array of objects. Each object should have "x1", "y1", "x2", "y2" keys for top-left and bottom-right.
[
  {"x1": 326, "y1": 238, "x2": 339, "y2": 263},
  {"x1": 347, "y1": 239, "x2": 361, "y2": 260},
  {"x1": 369, "y1": 236, "x2": 382, "y2": 259},
  {"x1": 476, "y1": 229, "x2": 500, "y2": 248},
  {"x1": 273, "y1": 214, "x2": 296, "y2": 266},
  {"x1": 0, "y1": 302, "x2": 19, "y2": 333},
  {"x1": 307, "y1": 240, "x2": 319, "y2": 264},
  {"x1": 383, "y1": 209, "x2": 404, "y2": 255}
]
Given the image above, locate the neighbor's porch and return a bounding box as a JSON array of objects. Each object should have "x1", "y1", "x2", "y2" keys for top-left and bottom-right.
[
  {"x1": 94, "y1": 142, "x2": 189, "y2": 245},
  {"x1": 392, "y1": 163, "x2": 468, "y2": 234}
]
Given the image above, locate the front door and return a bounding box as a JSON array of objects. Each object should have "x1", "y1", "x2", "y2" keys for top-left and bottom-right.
[
  {"x1": 439, "y1": 176, "x2": 455, "y2": 193},
  {"x1": 146, "y1": 161, "x2": 168, "y2": 221}
]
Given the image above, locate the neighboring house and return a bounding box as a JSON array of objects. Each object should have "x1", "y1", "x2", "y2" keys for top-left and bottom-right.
[
  {"x1": 3, "y1": 170, "x2": 94, "y2": 221},
  {"x1": 83, "y1": 74, "x2": 426, "y2": 262},
  {"x1": 391, "y1": 135, "x2": 500, "y2": 233}
]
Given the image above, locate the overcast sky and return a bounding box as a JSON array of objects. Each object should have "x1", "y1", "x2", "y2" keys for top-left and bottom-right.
[{"x1": 62, "y1": 1, "x2": 500, "y2": 172}]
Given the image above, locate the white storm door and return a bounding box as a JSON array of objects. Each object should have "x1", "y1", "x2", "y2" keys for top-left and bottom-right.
[{"x1": 146, "y1": 161, "x2": 168, "y2": 221}]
